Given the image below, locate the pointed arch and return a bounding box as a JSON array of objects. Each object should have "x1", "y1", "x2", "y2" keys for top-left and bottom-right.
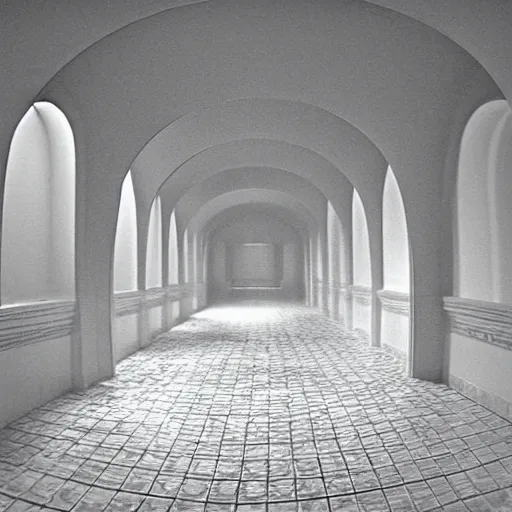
[
  {"x1": 168, "y1": 210, "x2": 179, "y2": 285},
  {"x1": 1, "y1": 102, "x2": 75, "y2": 305},
  {"x1": 381, "y1": 166, "x2": 410, "y2": 360},
  {"x1": 351, "y1": 189, "x2": 372, "y2": 340},
  {"x1": 113, "y1": 171, "x2": 138, "y2": 292},
  {"x1": 327, "y1": 201, "x2": 346, "y2": 321},
  {"x1": 146, "y1": 195, "x2": 163, "y2": 289}
]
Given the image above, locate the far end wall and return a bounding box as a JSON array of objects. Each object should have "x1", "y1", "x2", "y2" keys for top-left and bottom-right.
[{"x1": 207, "y1": 214, "x2": 304, "y2": 302}]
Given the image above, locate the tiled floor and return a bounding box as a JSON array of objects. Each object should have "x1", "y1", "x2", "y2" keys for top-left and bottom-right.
[{"x1": 1, "y1": 302, "x2": 512, "y2": 511}]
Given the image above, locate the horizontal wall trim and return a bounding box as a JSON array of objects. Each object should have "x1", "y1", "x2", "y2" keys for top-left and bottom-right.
[
  {"x1": 378, "y1": 289, "x2": 410, "y2": 316},
  {"x1": 450, "y1": 373, "x2": 512, "y2": 422},
  {"x1": 350, "y1": 285, "x2": 372, "y2": 306},
  {"x1": 0, "y1": 300, "x2": 75, "y2": 352},
  {"x1": 145, "y1": 287, "x2": 166, "y2": 307},
  {"x1": 165, "y1": 284, "x2": 189, "y2": 302},
  {"x1": 113, "y1": 290, "x2": 142, "y2": 316},
  {"x1": 325, "y1": 281, "x2": 349, "y2": 292},
  {"x1": 114, "y1": 284, "x2": 202, "y2": 316},
  {"x1": 444, "y1": 296, "x2": 512, "y2": 351}
]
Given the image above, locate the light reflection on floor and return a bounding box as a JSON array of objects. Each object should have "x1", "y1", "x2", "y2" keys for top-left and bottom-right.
[{"x1": 192, "y1": 301, "x2": 285, "y2": 324}]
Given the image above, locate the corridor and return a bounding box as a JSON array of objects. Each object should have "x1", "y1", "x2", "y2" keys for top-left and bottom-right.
[{"x1": 0, "y1": 303, "x2": 511, "y2": 511}]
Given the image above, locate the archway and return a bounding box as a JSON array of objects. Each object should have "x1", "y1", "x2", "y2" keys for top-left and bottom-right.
[
  {"x1": 380, "y1": 167, "x2": 410, "y2": 363},
  {"x1": 351, "y1": 189, "x2": 372, "y2": 342},
  {"x1": 167, "y1": 209, "x2": 180, "y2": 324},
  {"x1": 447, "y1": 99, "x2": 512, "y2": 416},
  {"x1": 1, "y1": 102, "x2": 75, "y2": 305},
  {"x1": 146, "y1": 195, "x2": 164, "y2": 337}
]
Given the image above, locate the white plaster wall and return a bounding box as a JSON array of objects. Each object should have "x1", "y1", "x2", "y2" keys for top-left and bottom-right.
[
  {"x1": 352, "y1": 190, "x2": 371, "y2": 338},
  {"x1": 327, "y1": 202, "x2": 346, "y2": 321},
  {"x1": 37, "y1": 103, "x2": 76, "y2": 299},
  {"x1": 191, "y1": 234, "x2": 199, "y2": 309},
  {"x1": 2, "y1": 103, "x2": 75, "y2": 305},
  {"x1": 315, "y1": 232, "x2": 324, "y2": 310},
  {"x1": 169, "y1": 210, "x2": 179, "y2": 285},
  {"x1": 383, "y1": 169, "x2": 409, "y2": 292},
  {"x1": 183, "y1": 228, "x2": 190, "y2": 283},
  {"x1": 210, "y1": 240, "x2": 227, "y2": 300},
  {"x1": 381, "y1": 168, "x2": 410, "y2": 355},
  {"x1": 450, "y1": 333, "x2": 512, "y2": 409},
  {"x1": 148, "y1": 306, "x2": 163, "y2": 338},
  {"x1": 114, "y1": 171, "x2": 138, "y2": 292},
  {"x1": 167, "y1": 300, "x2": 180, "y2": 326},
  {"x1": 381, "y1": 310, "x2": 409, "y2": 357},
  {"x1": 352, "y1": 191, "x2": 371, "y2": 287},
  {"x1": 492, "y1": 111, "x2": 512, "y2": 305},
  {"x1": 208, "y1": 214, "x2": 304, "y2": 301},
  {"x1": 352, "y1": 300, "x2": 370, "y2": 338},
  {"x1": 113, "y1": 314, "x2": 139, "y2": 363},
  {"x1": 2, "y1": 106, "x2": 51, "y2": 304},
  {"x1": 282, "y1": 244, "x2": 300, "y2": 297},
  {"x1": 450, "y1": 100, "x2": 512, "y2": 411},
  {"x1": 455, "y1": 101, "x2": 508, "y2": 302},
  {"x1": 0, "y1": 336, "x2": 72, "y2": 428},
  {"x1": 146, "y1": 196, "x2": 163, "y2": 289}
]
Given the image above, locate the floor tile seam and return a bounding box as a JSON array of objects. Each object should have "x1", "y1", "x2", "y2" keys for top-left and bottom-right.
[
  {"x1": 167, "y1": 402, "x2": 215, "y2": 503},
  {"x1": 12, "y1": 472, "x2": 502, "y2": 508},
  {"x1": 301, "y1": 394, "x2": 333, "y2": 512},
  {"x1": 232, "y1": 356, "x2": 256, "y2": 507},
  {"x1": 202, "y1": 400, "x2": 234, "y2": 504},
  {"x1": 296, "y1": 348, "x2": 510, "y2": 493},
  {"x1": 8, "y1": 417, "x2": 510, "y2": 455}
]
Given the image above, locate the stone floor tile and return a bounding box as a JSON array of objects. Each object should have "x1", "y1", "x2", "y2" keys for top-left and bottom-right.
[
  {"x1": 103, "y1": 491, "x2": 144, "y2": 511},
  {"x1": 483, "y1": 488, "x2": 512, "y2": 509},
  {"x1": 72, "y1": 487, "x2": 116, "y2": 511},
  {"x1": 328, "y1": 495, "x2": 359, "y2": 511},
  {"x1": 0, "y1": 302, "x2": 511, "y2": 511},
  {"x1": 45, "y1": 480, "x2": 88, "y2": 511},
  {"x1": 463, "y1": 495, "x2": 496, "y2": 512},
  {"x1": 3, "y1": 501, "x2": 42, "y2": 511}
]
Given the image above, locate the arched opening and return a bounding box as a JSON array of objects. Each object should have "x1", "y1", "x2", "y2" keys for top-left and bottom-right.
[
  {"x1": 146, "y1": 195, "x2": 163, "y2": 338},
  {"x1": 146, "y1": 195, "x2": 163, "y2": 289},
  {"x1": 380, "y1": 166, "x2": 410, "y2": 362},
  {"x1": 168, "y1": 210, "x2": 180, "y2": 324},
  {"x1": 113, "y1": 171, "x2": 137, "y2": 293},
  {"x1": 190, "y1": 230, "x2": 199, "y2": 310},
  {"x1": 1, "y1": 102, "x2": 75, "y2": 305},
  {"x1": 315, "y1": 230, "x2": 324, "y2": 310},
  {"x1": 327, "y1": 201, "x2": 347, "y2": 324},
  {"x1": 112, "y1": 170, "x2": 139, "y2": 363},
  {"x1": 351, "y1": 189, "x2": 372, "y2": 342},
  {"x1": 448, "y1": 99, "x2": 512, "y2": 414},
  {"x1": 183, "y1": 227, "x2": 190, "y2": 284}
]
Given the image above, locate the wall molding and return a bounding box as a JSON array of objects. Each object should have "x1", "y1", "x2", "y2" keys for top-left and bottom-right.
[
  {"x1": 165, "y1": 284, "x2": 188, "y2": 302},
  {"x1": 450, "y1": 373, "x2": 512, "y2": 422},
  {"x1": 145, "y1": 287, "x2": 166, "y2": 307},
  {"x1": 378, "y1": 289, "x2": 410, "y2": 316},
  {"x1": 350, "y1": 285, "x2": 372, "y2": 306},
  {"x1": 326, "y1": 281, "x2": 349, "y2": 292},
  {"x1": 114, "y1": 290, "x2": 143, "y2": 316},
  {"x1": 443, "y1": 296, "x2": 512, "y2": 351},
  {"x1": 0, "y1": 300, "x2": 76, "y2": 352}
]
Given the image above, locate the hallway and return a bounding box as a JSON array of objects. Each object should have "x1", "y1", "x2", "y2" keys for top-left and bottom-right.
[{"x1": 0, "y1": 303, "x2": 510, "y2": 511}]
